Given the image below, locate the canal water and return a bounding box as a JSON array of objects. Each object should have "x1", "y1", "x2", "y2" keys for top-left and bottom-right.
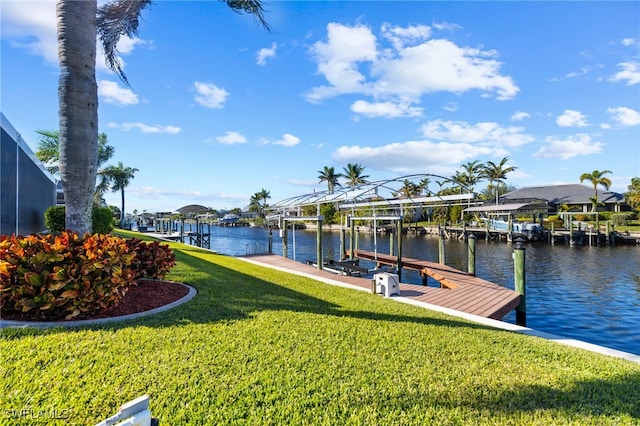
[{"x1": 180, "y1": 225, "x2": 640, "y2": 356}]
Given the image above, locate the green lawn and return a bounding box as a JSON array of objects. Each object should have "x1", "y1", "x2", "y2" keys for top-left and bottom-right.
[{"x1": 2, "y1": 230, "x2": 639, "y2": 425}]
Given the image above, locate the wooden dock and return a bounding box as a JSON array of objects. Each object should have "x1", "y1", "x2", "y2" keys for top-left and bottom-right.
[{"x1": 240, "y1": 252, "x2": 521, "y2": 320}]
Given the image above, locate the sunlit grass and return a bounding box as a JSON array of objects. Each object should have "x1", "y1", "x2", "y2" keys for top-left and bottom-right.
[{"x1": 1, "y1": 229, "x2": 639, "y2": 425}]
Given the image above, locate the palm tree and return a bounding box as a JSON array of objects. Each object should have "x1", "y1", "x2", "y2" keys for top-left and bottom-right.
[
  {"x1": 342, "y1": 163, "x2": 370, "y2": 187},
  {"x1": 397, "y1": 179, "x2": 420, "y2": 198},
  {"x1": 580, "y1": 169, "x2": 613, "y2": 212},
  {"x1": 250, "y1": 188, "x2": 271, "y2": 217},
  {"x1": 451, "y1": 171, "x2": 468, "y2": 194},
  {"x1": 56, "y1": 0, "x2": 270, "y2": 234},
  {"x1": 318, "y1": 166, "x2": 342, "y2": 193},
  {"x1": 482, "y1": 157, "x2": 517, "y2": 205},
  {"x1": 418, "y1": 177, "x2": 431, "y2": 195},
  {"x1": 460, "y1": 160, "x2": 483, "y2": 194},
  {"x1": 56, "y1": 0, "x2": 99, "y2": 234},
  {"x1": 626, "y1": 177, "x2": 640, "y2": 212},
  {"x1": 36, "y1": 130, "x2": 114, "y2": 177},
  {"x1": 101, "y1": 162, "x2": 139, "y2": 227}
]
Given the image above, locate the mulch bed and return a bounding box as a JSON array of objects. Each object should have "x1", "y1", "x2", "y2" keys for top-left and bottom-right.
[{"x1": 1, "y1": 279, "x2": 190, "y2": 322}]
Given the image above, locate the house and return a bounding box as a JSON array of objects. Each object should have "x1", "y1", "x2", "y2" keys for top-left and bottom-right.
[{"x1": 499, "y1": 184, "x2": 628, "y2": 213}]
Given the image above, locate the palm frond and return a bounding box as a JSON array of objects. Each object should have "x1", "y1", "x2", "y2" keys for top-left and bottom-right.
[
  {"x1": 225, "y1": 0, "x2": 271, "y2": 31},
  {"x1": 97, "y1": 0, "x2": 153, "y2": 86}
]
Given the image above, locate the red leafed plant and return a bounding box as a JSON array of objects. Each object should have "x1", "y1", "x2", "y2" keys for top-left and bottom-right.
[
  {"x1": 126, "y1": 238, "x2": 176, "y2": 280},
  {"x1": 0, "y1": 232, "x2": 137, "y2": 320}
]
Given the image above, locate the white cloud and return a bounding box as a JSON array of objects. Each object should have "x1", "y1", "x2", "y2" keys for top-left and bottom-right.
[
  {"x1": 193, "y1": 81, "x2": 229, "y2": 108},
  {"x1": 307, "y1": 22, "x2": 518, "y2": 105},
  {"x1": 533, "y1": 134, "x2": 604, "y2": 159},
  {"x1": 1, "y1": 1, "x2": 57, "y2": 62},
  {"x1": 621, "y1": 38, "x2": 637, "y2": 47},
  {"x1": 108, "y1": 122, "x2": 181, "y2": 134},
  {"x1": 350, "y1": 100, "x2": 423, "y2": 118},
  {"x1": 608, "y1": 107, "x2": 640, "y2": 126},
  {"x1": 511, "y1": 111, "x2": 530, "y2": 122},
  {"x1": 380, "y1": 23, "x2": 432, "y2": 51},
  {"x1": 556, "y1": 110, "x2": 588, "y2": 127},
  {"x1": 420, "y1": 119, "x2": 535, "y2": 147},
  {"x1": 257, "y1": 43, "x2": 277, "y2": 66},
  {"x1": 98, "y1": 80, "x2": 139, "y2": 105},
  {"x1": 273, "y1": 134, "x2": 300, "y2": 147},
  {"x1": 609, "y1": 62, "x2": 640, "y2": 85},
  {"x1": 332, "y1": 140, "x2": 495, "y2": 175},
  {"x1": 1, "y1": 1, "x2": 146, "y2": 74},
  {"x1": 442, "y1": 102, "x2": 458, "y2": 112},
  {"x1": 210, "y1": 131, "x2": 247, "y2": 145},
  {"x1": 307, "y1": 23, "x2": 378, "y2": 102}
]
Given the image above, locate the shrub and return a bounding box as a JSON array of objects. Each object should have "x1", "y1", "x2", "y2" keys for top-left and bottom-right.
[
  {"x1": 611, "y1": 212, "x2": 633, "y2": 226},
  {"x1": 598, "y1": 211, "x2": 612, "y2": 221},
  {"x1": 545, "y1": 215, "x2": 564, "y2": 228},
  {"x1": 44, "y1": 205, "x2": 114, "y2": 234},
  {"x1": 44, "y1": 205, "x2": 66, "y2": 233},
  {"x1": 0, "y1": 232, "x2": 136, "y2": 320},
  {"x1": 92, "y1": 206, "x2": 114, "y2": 234},
  {"x1": 126, "y1": 238, "x2": 176, "y2": 280}
]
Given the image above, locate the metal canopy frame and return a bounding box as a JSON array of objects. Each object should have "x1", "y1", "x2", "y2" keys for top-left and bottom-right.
[
  {"x1": 264, "y1": 174, "x2": 481, "y2": 278},
  {"x1": 268, "y1": 173, "x2": 480, "y2": 219}
]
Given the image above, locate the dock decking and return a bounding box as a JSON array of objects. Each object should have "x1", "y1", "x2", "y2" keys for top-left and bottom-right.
[{"x1": 240, "y1": 252, "x2": 521, "y2": 320}]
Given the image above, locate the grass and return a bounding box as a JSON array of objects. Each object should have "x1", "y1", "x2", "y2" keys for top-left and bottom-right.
[{"x1": 2, "y1": 230, "x2": 639, "y2": 425}]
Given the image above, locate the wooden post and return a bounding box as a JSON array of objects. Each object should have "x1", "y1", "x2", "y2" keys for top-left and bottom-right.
[
  {"x1": 350, "y1": 217, "x2": 355, "y2": 259},
  {"x1": 513, "y1": 237, "x2": 526, "y2": 326},
  {"x1": 438, "y1": 226, "x2": 446, "y2": 265},
  {"x1": 569, "y1": 215, "x2": 574, "y2": 246},
  {"x1": 316, "y1": 218, "x2": 323, "y2": 270},
  {"x1": 268, "y1": 228, "x2": 273, "y2": 254},
  {"x1": 180, "y1": 218, "x2": 184, "y2": 243},
  {"x1": 595, "y1": 213, "x2": 600, "y2": 247},
  {"x1": 340, "y1": 226, "x2": 345, "y2": 260},
  {"x1": 485, "y1": 218, "x2": 490, "y2": 242},
  {"x1": 396, "y1": 219, "x2": 403, "y2": 282},
  {"x1": 389, "y1": 231, "x2": 394, "y2": 257},
  {"x1": 281, "y1": 219, "x2": 288, "y2": 258},
  {"x1": 550, "y1": 220, "x2": 554, "y2": 245},
  {"x1": 468, "y1": 233, "x2": 476, "y2": 276}
]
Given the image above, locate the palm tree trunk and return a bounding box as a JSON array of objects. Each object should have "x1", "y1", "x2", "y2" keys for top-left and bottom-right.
[
  {"x1": 57, "y1": 0, "x2": 99, "y2": 235},
  {"x1": 121, "y1": 187, "x2": 126, "y2": 228}
]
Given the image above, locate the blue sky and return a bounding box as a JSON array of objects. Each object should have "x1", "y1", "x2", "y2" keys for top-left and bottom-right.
[{"x1": 2, "y1": 1, "x2": 639, "y2": 213}]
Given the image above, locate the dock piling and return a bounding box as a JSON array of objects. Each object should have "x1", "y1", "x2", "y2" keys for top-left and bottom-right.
[
  {"x1": 513, "y1": 237, "x2": 527, "y2": 326},
  {"x1": 468, "y1": 233, "x2": 476, "y2": 276}
]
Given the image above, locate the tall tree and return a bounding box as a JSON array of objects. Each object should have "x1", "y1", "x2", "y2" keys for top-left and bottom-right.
[
  {"x1": 460, "y1": 160, "x2": 483, "y2": 194},
  {"x1": 626, "y1": 177, "x2": 640, "y2": 212},
  {"x1": 580, "y1": 169, "x2": 613, "y2": 212},
  {"x1": 101, "y1": 161, "x2": 139, "y2": 227},
  {"x1": 482, "y1": 157, "x2": 517, "y2": 205},
  {"x1": 36, "y1": 130, "x2": 114, "y2": 177},
  {"x1": 57, "y1": 0, "x2": 99, "y2": 235},
  {"x1": 56, "y1": 0, "x2": 270, "y2": 234},
  {"x1": 317, "y1": 166, "x2": 342, "y2": 193},
  {"x1": 418, "y1": 177, "x2": 431, "y2": 195},
  {"x1": 342, "y1": 163, "x2": 370, "y2": 187},
  {"x1": 250, "y1": 188, "x2": 271, "y2": 217}
]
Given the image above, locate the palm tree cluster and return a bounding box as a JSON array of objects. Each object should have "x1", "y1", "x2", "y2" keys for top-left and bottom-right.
[
  {"x1": 317, "y1": 163, "x2": 371, "y2": 193},
  {"x1": 249, "y1": 188, "x2": 271, "y2": 218},
  {"x1": 35, "y1": 130, "x2": 138, "y2": 227},
  {"x1": 317, "y1": 157, "x2": 518, "y2": 204}
]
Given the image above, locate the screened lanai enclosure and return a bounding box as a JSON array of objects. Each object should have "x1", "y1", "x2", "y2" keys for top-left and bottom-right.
[
  {"x1": 1, "y1": 114, "x2": 56, "y2": 236},
  {"x1": 265, "y1": 174, "x2": 479, "y2": 278}
]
